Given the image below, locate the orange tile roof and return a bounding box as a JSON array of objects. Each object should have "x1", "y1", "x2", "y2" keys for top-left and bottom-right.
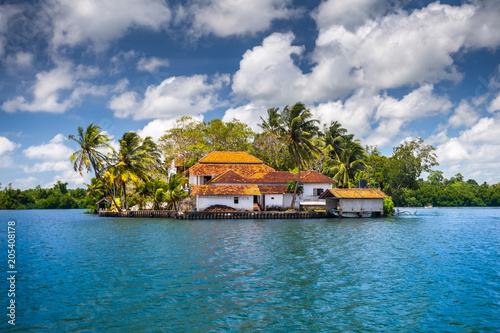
[
  {"x1": 320, "y1": 188, "x2": 388, "y2": 199},
  {"x1": 189, "y1": 163, "x2": 275, "y2": 176},
  {"x1": 191, "y1": 185, "x2": 260, "y2": 196},
  {"x1": 207, "y1": 170, "x2": 247, "y2": 184},
  {"x1": 246, "y1": 171, "x2": 297, "y2": 183},
  {"x1": 300, "y1": 171, "x2": 337, "y2": 184},
  {"x1": 258, "y1": 185, "x2": 288, "y2": 194},
  {"x1": 198, "y1": 151, "x2": 264, "y2": 164}
]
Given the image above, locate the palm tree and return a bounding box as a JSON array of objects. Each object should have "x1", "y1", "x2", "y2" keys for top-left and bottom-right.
[
  {"x1": 69, "y1": 123, "x2": 120, "y2": 210},
  {"x1": 278, "y1": 102, "x2": 320, "y2": 209},
  {"x1": 107, "y1": 132, "x2": 153, "y2": 210},
  {"x1": 259, "y1": 107, "x2": 281, "y2": 135},
  {"x1": 323, "y1": 136, "x2": 367, "y2": 188},
  {"x1": 164, "y1": 173, "x2": 189, "y2": 211}
]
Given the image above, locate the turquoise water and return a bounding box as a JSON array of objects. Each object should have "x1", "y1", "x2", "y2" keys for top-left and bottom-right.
[{"x1": 0, "y1": 208, "x2": 499, "y2": 332}]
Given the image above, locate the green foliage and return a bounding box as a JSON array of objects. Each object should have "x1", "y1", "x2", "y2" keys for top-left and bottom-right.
[
  {"x1": 286, "y1": 181, "x2": 304, "y2": 195},
  {"x1": 0, "y1": 182, "x2": 88, "y2": 210},
  {"x1": 383, "y1": 197, "x2": 395, "y2": 216},
  {"x1": 398, "y1": 175, "x2": 500, "y2": 207},
  {"x1": 159, "y1": 117, "x2": 255, "y2": 168}
]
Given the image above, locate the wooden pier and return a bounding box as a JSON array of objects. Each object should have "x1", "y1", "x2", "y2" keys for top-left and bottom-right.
[{"x1": 99, "y1": 210, "x2": 333, "y2": 220}]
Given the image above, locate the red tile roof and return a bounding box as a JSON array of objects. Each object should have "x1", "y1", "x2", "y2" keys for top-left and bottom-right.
[
  {"x1": 206, "y1": 170, "x2": 247, "y2": 184},
  {"x1": 189, "y1": 163, "x2": 275, "y2": 176},
  {"x1": 191, "y1": 185, "x2": 260, "y2": 196},
  {"x1": 319, "y1": 188, "x2": 388, "y2": 199},
  {"x1": 300, "y1": 171, "x2": 337, "y2": 184},
  {"x1": 246, "y1": 171, "x2": 297, "y2": 183},
  {"x1": 198, "y1": 151, "x2": 264, "y2": 164},
  {"x1": 258, "y1": 185, "x2": 288, "y2": 194}
]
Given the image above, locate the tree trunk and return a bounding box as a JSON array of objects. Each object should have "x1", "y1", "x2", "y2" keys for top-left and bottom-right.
[
  {"x1": 291, "y1": 149, "x2": 301, "y2": 210},
  {"x1": 91, "y1": 159, "x2": 121, "y2": 211},
  {"x1": 122, "y1": 182, "x2": 128, "y2": 210}
]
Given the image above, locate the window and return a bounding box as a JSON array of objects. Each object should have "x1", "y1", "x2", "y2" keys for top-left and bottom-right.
[
  {"x1": 315, "y1": 188, "x2": 324, "y2": 196},
  {"x1": 234, "y1": 197, "x2": 239, "y2": 204}
]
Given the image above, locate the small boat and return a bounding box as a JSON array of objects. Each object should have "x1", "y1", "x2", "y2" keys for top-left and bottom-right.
[{"x1": 424, "y1": 204, "x2": 433, "y2": 209}]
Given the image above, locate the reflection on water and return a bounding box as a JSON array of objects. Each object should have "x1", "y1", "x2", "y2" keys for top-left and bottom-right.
[{"x1": 1, "y1": 208, "x2": 499, "y2": 331}]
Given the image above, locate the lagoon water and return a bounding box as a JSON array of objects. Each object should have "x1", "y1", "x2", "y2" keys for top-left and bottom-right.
[{"x1": 1, "y1": 208, "x2": 499, "y2": 332}]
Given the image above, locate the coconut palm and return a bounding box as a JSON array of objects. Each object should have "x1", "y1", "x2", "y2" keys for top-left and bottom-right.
[
  {"x1": 69, "y1": 123, "x2": 120, "y2": 210},
  {"x1": 107, "y1": 132, "x2": 153, "y2": 210},
  {"x1": 323, "y1": 136, "x2": 367, "y2": 188},
  {"x1": 164, "y1": 173, "x2": 189, "y2": 211},
  {"x1": 259, "y1": 107, "x2": 281, "y2": 135},
  {"x1": 278, "y1": 102, "x2": 320, "y2": 208}
]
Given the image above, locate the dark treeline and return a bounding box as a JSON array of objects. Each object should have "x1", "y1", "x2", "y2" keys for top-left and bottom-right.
[
  {"x1": 399, "y1": 172, "x2": 500, "y2": 207},
  {"x1": 0, "y1": 181, "x2": 91, "y2": 210}
]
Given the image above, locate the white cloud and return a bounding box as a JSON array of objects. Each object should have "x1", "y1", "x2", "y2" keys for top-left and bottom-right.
[
  {"x1": 312, "y1": 0, "x2": 387, "y2": 31},
  {"x1": 1, "y1": 61, "x2": 106, "y2": 113},
  {"x1": 47, "y1": 0, "x2": 171, "y2": 50},
  {"x1": 4, "y1": 51, "x2": 34, "y2": 69},
  {"x1": 366, "y1": 85, "x2": 452, "y2": 146},
  {"x1": 232, "y1": 32, "x2": 307, "y2": 106},
  {"x1": 137, "y1": 115, "x2": 204, "y2": 141},
  {"x1": 434, "y1": 114, "x2": 500, "y2": 184},
  {"x1": 13, "y1": 177, "x2": 37, "y2": 190},
  {"x1": 109, "y1": 74, "x2": 229, "y2": 120},
  {"x1": 23, "y1": 134, "x2": 73, "y2": 161},
  {"x1": 222, "y1": 104, "x2": 268, "y2": 132},
  {"x1": 312, "y1": 3, "x2": 472, "y2": 92},
  {"x1": 312, "y1": 88, "x2": 382, "y2": 139},
  {"x1": 488, "y1": 93, "x2": 500, "y2": 113},
  {"x1": 137, "y1": 57, "x2": 169, "y2": 72},
  {"x1": 0, "y1": 136, "x2": 20, "y2": 156},
  {"x1": 464, "y1": 0, "x2": 500, "y2": 49},
  {"x1": 449, "y1": 100, "x2": 480, "y2": 128},
  {"x1": 23, "y1": 161, "x2": 72, "y2": 173},
  {"x1": 187, "y1": 0, "x2": 296, "y2": 37}
]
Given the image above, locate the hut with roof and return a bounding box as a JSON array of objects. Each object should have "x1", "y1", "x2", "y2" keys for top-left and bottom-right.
[{"x1": 319, "y1": 188, "x2": 388, "y2": 217}]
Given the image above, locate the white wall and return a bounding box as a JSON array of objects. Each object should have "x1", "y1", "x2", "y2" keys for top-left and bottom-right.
[
  {"x1": 339, "y1": 199, "x2": 383, "y2": 212},
  {"x1": 196, "y1": 195, "x2": 253, "y2": 211},
  {"x1": 302, "y1": 183, "x2": 331, "y2": 197},
  {"x1": 283, "y1": 193, "x2": 300, "y2": 210},
  {"x1": 264, "y1": 194, "x2": 283, "y2": 209}
]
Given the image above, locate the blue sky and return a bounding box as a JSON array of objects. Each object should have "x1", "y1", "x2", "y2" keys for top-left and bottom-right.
[{"x1": 1, "y1": 0, "x2": 500, "y2": 189}]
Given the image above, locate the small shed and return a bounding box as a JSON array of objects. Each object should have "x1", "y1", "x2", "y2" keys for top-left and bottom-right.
[
  {"x1": 96, "y1": 197, "x2": 113, "y2": 211},
  {"x1": 319, "y1": 188, "x2": 388, "y2": 217}
]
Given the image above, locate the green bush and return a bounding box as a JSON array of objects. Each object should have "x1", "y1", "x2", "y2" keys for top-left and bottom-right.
[{"x1": 383, "y1": 197, "x2": 395, "y2": 216}]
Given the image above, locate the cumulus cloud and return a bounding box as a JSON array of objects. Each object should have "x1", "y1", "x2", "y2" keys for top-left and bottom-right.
[
  {"x1": 23, "y1": 134, "x2": 73, "y2": 161},
  {"x1": 312, "y1": 88, "x2": 382, "y2": 139},
  {"x1": 0, "y1": 136, "x2": 20, "y2": 156},
  {"x1": 137, "y1": 57, "x2": 169, "y2": 72},
  {"x1": 137, "y1": 115, "x2": 204, "y2": 141},
  {"x1": 312, "y1": 0, "x2": 388, "y2": 31},
  {"x1": 1, "y1": 61, "x2": 107, "y2": 113},
  {"x1": 488, "y1": 93, "x2": 500, "y2": 113},
  {"x1": 222, "y1": 104, "x2": 268, "y2": 132},
  {"x1": 434, "y1": 114, "x2": 500, "y2": 183},
  {"x1": 367, "y1": 85, "x2": 452, "y2": 146},
  {"x1": 47, "y1": 0, "x2": 171, "y2": 50},
  {"x1": 109, "y1": 74, "x2": 230, "y2": 120},
  {"x1": 232, "y1": 32, "x2": 307, "y2": 106},
  {"x1": 187, "y1": 0, "x2": 296, "y2": 37},
  {"x1": 449, "y1": 100, "x2": 480, "y2": 128}
]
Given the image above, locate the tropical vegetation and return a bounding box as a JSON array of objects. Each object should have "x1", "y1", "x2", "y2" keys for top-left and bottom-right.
[{"x1": 1, "y1": 102, "x2": 500, "y2": 210}]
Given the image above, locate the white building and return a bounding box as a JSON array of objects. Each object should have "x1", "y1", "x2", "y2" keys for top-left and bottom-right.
[{"x1": 188, "y1": 152, "x2": 337, "y2": 211}]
